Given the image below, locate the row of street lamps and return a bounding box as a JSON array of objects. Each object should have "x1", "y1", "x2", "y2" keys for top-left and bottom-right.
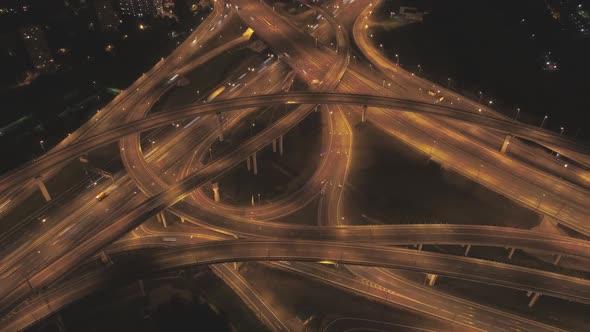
[{"x1": 377, "y1": 37, "x2": 566, "y2": 134}]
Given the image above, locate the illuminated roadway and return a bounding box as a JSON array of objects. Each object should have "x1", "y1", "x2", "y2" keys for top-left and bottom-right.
[
  {"x1": 115, "y1": 6, "x2": 590, "y2": 329},
  {"x1": 0, "y1": 2, "x2": 583, "y2": 312},
  {"x1": 11, "y1": 239, "x2": 590, "y2": 302},
  {"x1": 1, "y1": 93, "x2": 588, "y2": 195},
  {"x1": 0, "y1": 0, "x2": 353, "y2": 314},
  {"x1": 0, "y1": 238, "x2": 586, "y2": 331},
  {"x1": 274, "y1": 262, "x2": 565, "y2": 332},
  {"x1": 0, "y1": 0, "x2": 589, "y2": 330}
]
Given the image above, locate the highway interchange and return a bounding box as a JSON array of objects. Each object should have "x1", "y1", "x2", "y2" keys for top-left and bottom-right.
[{"x1": 1, "y1": 0, "x2": 590, "y2": 331}]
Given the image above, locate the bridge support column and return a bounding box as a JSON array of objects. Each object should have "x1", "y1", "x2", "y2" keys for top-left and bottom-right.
[
  {"x1": 180, "y1": 216, "x2": 185, "y2": 223},
  {"x1": 161, "y1": 212, "x2": 167, "y2": 228},
  {"x1": 500, "y1": 134, "x2": 512, "y2": 154},
  {"x1": 212, "y1": 182, "x2": 220, "y2": 202},
  {"x1": 417, "y1": 244, "x2": 423, "y2": 251},
  {"x1": 528, "y1": 292, "x2": 541, "y2": 308},
  {"x1": 508, "y1": 247, "x2": 516, "y2": 260},
  {"x1": 79, "y1": 155, "x2": 89, "y2": 175},
  {"x1": 35, "y1": 176, "x2": 51, "y2": 202},
  {"x1": 252, "y1": 152, "x2": 258, "y2": 175},
  {"x1": 553, "y1": 254, "x2": 562, "y2": 266},
  {"x1": 426, "y1": 273, "x2": 437, "y2": 286},
  {"x1": 99, "y1": 250, "x2": 111, "y2": 264},
  {"x1": 138, "y1": 279, "x2": 146, "y2": 297},
  {"x1": 362, "y1": 105, "x2": 368, "y2": 122},
  {"x1": 216, "y1": 112, "x2": 224, "y2": 142},
  {"x1": 464, "y1": 244, "x2": 472, "y2": 256},
  {"x1": 272, "y1": 139, "x2": 277, "y2": 153},
  {"x1": 279, "y1": 135, "x2": 284, "y2": 156},
  {"x1": 246, "y1": 156, "x2": 251, "y2": 171},
  {"x1": 157, "y1": 212, "x2": 167, "y2": 228}
]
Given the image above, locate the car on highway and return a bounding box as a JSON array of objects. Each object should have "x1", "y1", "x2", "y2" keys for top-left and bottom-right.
[{"x1": 95, "y1": 191, "x2": 109, "y2": 201}]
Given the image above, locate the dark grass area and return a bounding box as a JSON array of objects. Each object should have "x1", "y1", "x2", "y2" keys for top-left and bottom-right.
[
  {"x1": 343, "y1": 123, "x2": 539, "y2": 227},
  {"x1": 27, "y1": 267, "x2": 265, "y2": 332}
]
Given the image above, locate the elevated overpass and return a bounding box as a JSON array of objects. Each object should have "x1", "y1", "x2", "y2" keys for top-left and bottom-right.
[
  {"x1": 1, "y1": 92, "x2": 588, "y2": 194},
  {"x1": 2, "y1": 238, "x2": 588, "y2": 331}
]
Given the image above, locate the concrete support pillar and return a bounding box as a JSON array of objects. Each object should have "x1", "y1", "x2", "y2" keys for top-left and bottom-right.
[
  {"x1": 56, "y1": 313, "x2": 66, "y2": 332},
  {"x1": 212, "y1": 182, "x2": 220, "y2": 202},
  {"x1": 252, "y1": 152, "x2": 258, "y2": 175},
  {"x1": 161, "y1": 212, "x2": 167, "y2": 228},
  {"x1": 216, "y1": 112, "x2": 224, "y2": 142},
  {"x1": 272, "y1": 139, "x2": 277, "y2": 153},
  {"x1": 528, "y1": 292, "x2": 541, "y2": 308},
  {"x1": 417, "y1": 244, "x2": 423, "y2": 251},
  {"x1": 279, "y1": 135, "x2": 284, "y2": 156},
  {"x1": 246, "y1": 156, "x2": 251, "y2": 171},
  {"x1": 553, "y1": 254, "x2": 562, "y2": 266},
  {"x1": 426, "y1": 273, "x2": 438, "y2": 286},
  {"x1": 157, "y1": 212, "x2": 167, "y2": 228},
  {"x1": 35, "y1": 177, "x2": 51, "y2": 202},
  {"x1": 79, "y1": 153, "x2": 89, "y2": 176},
  {"x1": 99, "y1": 250, "x2": 111, "y2": 264},
  {"x1": 500, "y1": 134, "x2": 512, "y2": 154},
  {"x1": 508, "y1": 247, "x2": 516, "y2": 260},
  {"x1": 361, "y1": 105, "x2": 368, "y2": 122},
  {"x1": 464, "y1": 244, "x2": 472, "y2": 256},
  {"x1": 180, "y1": 216, "x2": 185, "y2": 223},
  {"x1": 138, "y1": 279, "x2": 146, "y2": 297}
]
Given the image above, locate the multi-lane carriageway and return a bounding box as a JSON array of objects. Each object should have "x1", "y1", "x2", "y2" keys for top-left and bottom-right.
[{"x1": 1, "y1": 93, "x2": 588, "y2": 194}]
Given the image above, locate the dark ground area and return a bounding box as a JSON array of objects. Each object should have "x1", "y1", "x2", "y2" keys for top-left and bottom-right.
[
  {"x1": 373, "y1": 0, "x2": 590, "y2": 141},
  {"x1": 27, "y1": 266, "x2": 266, "y2": 332},
  {"x1": 209, "y1": 108, "x2": 324, "y2": 207},
  {"x1": 343, "y1": 122, "x2": 540, "y2": 227},
  {"x1": 0, "y1": 4, "x2": 211, "y2": 173}
]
